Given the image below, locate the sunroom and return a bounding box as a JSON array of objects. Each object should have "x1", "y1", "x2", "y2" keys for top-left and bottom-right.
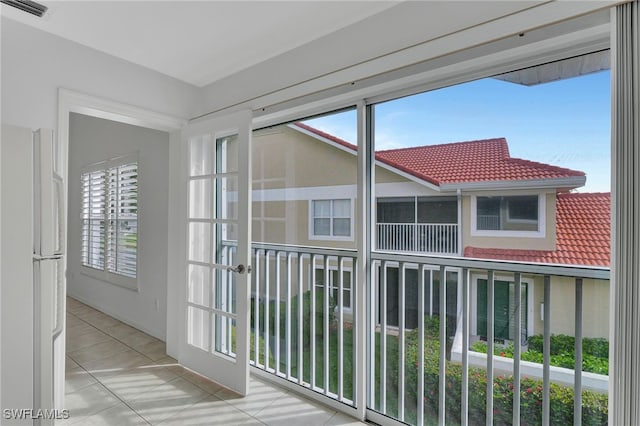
[{"x1": 2, "y1": 2, "x2": 639, "y2": 426}]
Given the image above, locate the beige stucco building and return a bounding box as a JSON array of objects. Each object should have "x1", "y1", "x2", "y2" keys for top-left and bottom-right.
[{"x1": 249, "y1": 122, "x2": 610, "y2": 340}]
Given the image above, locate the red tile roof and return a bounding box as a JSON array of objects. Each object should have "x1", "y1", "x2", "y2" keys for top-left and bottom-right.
[
  {"x1": 464, "y1": 192, "x2": 611, "y2": 267},
  {"x1": 294, "y1": 123, "x2": 608, "y2": 267},
  {"x1": 293, "y1": 122, "x2": 584, "y2": 186}
]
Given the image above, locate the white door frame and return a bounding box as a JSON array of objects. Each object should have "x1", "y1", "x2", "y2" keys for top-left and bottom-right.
[{"x1": 57, "y1": 88, "x2": 187, "y2": 402}]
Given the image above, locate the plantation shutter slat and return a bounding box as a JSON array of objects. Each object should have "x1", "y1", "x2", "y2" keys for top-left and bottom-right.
[
  {"x1": 106, "y1": 162, "x2": 138, "y2": 279},
  {"x1": 81, "y1": 170, "x2": 106, "y2": 270},
  {"x1": 81, "y1": 159, "x2": 138, "y2": 280}
]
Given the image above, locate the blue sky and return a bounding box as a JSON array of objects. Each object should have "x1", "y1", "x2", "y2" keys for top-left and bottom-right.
[{"x1": 304, "y1": 71, "x2": 611, "y2": 192}]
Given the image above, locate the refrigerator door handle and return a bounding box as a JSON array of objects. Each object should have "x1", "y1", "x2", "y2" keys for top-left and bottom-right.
[
  {"x1": 53, "y1": 174, "x2": 65, "y2": 256},
  {"x1": 52, "y1": 258, "x2": 65, "y2": 338}
]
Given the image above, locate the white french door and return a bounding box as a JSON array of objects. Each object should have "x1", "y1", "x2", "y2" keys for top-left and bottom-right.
[{"x1": 181, "y1": 110, "x2": 252, "y2": 395}]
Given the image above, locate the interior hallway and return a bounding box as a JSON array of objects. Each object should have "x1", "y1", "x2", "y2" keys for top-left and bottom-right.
[{"x1": 64, "y1": 297, "x2": 364, "y2": 425}]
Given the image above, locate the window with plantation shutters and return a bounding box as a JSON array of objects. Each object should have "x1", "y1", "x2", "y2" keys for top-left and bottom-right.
[{"x1": 81, "y1": 155, "x2": 138, "y2": 287}]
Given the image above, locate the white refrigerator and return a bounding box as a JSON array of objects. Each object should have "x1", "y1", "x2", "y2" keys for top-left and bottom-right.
[{"x1": 1, "y1": 124, "x2": 66, "y2": 424}]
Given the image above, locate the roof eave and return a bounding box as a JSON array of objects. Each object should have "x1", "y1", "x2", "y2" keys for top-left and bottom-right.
[{"x1": 440, "y1": 175, "x2": 586, "y2": 192}]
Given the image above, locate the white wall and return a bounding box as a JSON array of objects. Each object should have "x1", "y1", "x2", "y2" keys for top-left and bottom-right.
[
  {"x1": 1, "y1": 17, "x2": 200, "y2": 130},
  {"x1": 67, "y1": 113, "x2": 169, "y2": 340}
]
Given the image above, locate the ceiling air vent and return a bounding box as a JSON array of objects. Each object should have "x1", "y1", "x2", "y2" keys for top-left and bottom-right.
[{"x1": 1, "y1": 0, "x2": 48, "y2": 17}]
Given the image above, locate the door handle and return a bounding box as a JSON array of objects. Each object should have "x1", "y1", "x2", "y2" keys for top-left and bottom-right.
[{"x1": 227, "y1": 264, "x2": 251, "y2": 274}]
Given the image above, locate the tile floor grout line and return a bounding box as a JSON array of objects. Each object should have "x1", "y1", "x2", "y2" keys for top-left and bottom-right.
[
  {"x1": 67, "y1": 299, "x2": 365, "y2": 425},
  {"x1": 67, "y1": 304, "x2": 165, "y2": 363},
  {"x1": 67, "y1": 306, "x2": 160, "y2": 425},
  {"x1": 65, "y1": 354, "x2": 152, "y2": 426},
  {"x1": 67, "y1": 302, "x2": 222, "y2": 425}
]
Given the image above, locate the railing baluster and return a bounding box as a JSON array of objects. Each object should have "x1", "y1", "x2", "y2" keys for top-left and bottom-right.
[
  {"x1": 487, "y1": 270, "x2": 494, "y2": 426},
  {"x1": 418, "y1": 265, "x2": 426, "y2": 426},
  {"x1": 286, "y1": 252, "x2": 293, "y2": 379},
  {"x1": 381, "y1": 261, "x2": 388, "y2": 413},
  {"x1": 338, "y1": 256, "x2": 344, "y2": 401},
  {"x1": 275, "y1": 251, "x2": 282, "y2": 376},
  {"x1": 368, "y1": 261, "x2": 377, "y2": 408},
  {"x1": 351, "y1": 258, "x2": 357, "y2": 405},
  {"x1": 265, "y1": 250, "x2": 271, "y2": 372},
  {"x1": 228, "y1": 247, "x2": 234, "y2": 354},
  {"x1": 253, "y1": 249, "x2": 261, "y2": 366},
  {"x1": 298, "y1": 253, "x2": 305, "y2": 385},
  {"x1": 543, "y1": 275, "x2": 551, "y2": 425},
  {"x1": 429, "y1": 269, "x2": 434, "y2": 317},
  {"x1": 311, "y1": 255, "x2": 318, "y2": 390},
  {"x1": 439, "y1": 265, "x2": 446, "y2": 426},
  {"x1": 574, "y1": 278, "x2": 583, "y2": 426},
  {"x1": 399, "y1": 262, "x2": 406, "y2": 421},
  {"x1": 461, "y1": 268, "x2": 469, "y2": 426},
  {"x1": 324, "y1": 255, "x2": 331, "y2": 395},
  {"x1": 513, "y1": 272, "x2": 522, "y2": 426}
]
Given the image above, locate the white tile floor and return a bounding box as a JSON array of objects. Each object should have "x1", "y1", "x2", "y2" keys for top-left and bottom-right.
[{"x1": 64, "y1": 297, "x2": 367, "y2": 425}]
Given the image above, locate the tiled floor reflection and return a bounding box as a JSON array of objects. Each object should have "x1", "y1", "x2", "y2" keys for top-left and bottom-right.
[{"x1": 64, "y1": 297, "x2": 365, "y2": 425}]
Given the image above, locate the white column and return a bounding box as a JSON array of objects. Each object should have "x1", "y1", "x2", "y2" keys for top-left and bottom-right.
[{"x1": 610, "y1": 1, "x2": 640, "y2": 424}]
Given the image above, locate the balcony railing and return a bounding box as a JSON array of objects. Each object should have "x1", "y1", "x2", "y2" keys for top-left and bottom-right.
[
  {"x1": 377, "y1": 222, "x2": 458, "y2": 255},
  {"x1": 478, "y1": 214, "x2": 500, "y2": 230},
  {"x1": 249, "y1": 242, "x2": 357, "y2": 406},
  {"x1": 245, "y1": 241, "x2": 610, "y2": 426}
]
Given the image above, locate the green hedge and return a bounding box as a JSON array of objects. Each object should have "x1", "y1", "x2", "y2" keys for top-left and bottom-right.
[
  {"x1": 250, "y1": 289, "x2": 336, "y2": 348},
  {"x1": 402, "y1": 317, "x2": 608, "y2": 425},
  {"x1": 471, "y1": 334, "x2": 609, "y2": 375}
]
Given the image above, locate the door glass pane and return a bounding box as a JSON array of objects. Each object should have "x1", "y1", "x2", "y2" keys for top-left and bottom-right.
[
  {"x1": 189, "y1": 178, "x2": 211, "y2": 219},
  {"x1": 213, "y1": 267, "x2": 235, "y2": 313},
  {"x1": 216, "y1": 135, "x2": 238, "y2": 173},
  {"x1": 189, "y1": 222, "x2": 210, "y2": 263},
  {"x1": 188, "y1": 265, "x2": 210, "y2": 306},
  {"x1": 214, "y1": 223, "x2": 237, "y2": 265},
  {"x1": 215, "y1": 176, "x2": 238, "y2": 220},
  {"x1": 187, "y1": 306, "x2": 209, "y2": 351},
  {"x1": 213, "y1": 314, "x2": 236, "y2": 357},
  {"x1": 190, "y1": 134, "x2": 213, "y2": 176}
]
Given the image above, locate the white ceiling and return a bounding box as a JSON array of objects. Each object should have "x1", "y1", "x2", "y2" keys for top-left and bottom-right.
[{"x1": 1, "y1": 1, "x2": 399, "y2": 87}]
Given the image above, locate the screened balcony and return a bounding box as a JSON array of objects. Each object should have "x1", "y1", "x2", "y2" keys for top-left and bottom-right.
[{"x1": 376, "y1": 196, "x2": 459, "y2": 255}]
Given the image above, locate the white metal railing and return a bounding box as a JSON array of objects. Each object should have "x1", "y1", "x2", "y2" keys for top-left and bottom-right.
[
  {"x1": 377, "y1": 223, "x2": 458, "y2": 254},
  {"x1": 368, "y1": 251, "x2": 610, "y2": 426},
  {"x1": 242, "y1": 240, "x2": 610, "y2": 426},
  {"x1": 248, "y1": 242, "x2": 357, "y2": 406},
  {"x1": 477, "y1": 215, "x2": 500, "y2": 230}
]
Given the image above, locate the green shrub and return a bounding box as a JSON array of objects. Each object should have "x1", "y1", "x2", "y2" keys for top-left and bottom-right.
[
  {"x1": 251, "y1": 290, "x2": 336, "y2": 348},
  {"x1": 472, "y1": 335, "x2": 609, "y2": 375},
  {"x1": 401, "y1": 317, "x2": 608, "y2": 425}
]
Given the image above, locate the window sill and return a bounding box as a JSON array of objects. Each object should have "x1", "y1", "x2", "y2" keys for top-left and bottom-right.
[
  {"x1": 309, "y1": 235, "x2": 354, "y2": 242},
  {"x1": 470, "y1": 229, "x2": 545, "y2": 238}
]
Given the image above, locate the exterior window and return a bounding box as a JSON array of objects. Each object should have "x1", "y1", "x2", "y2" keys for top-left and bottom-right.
[
  {"x1": 311, "y1": 199, "x2": 351, "y2": 238},
  {"x1": 476, "y1": 195, "x2": 539, "y2": 231},
  {"x1": 81, "y1": 158, "x2": 138, "y2": 283}
]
